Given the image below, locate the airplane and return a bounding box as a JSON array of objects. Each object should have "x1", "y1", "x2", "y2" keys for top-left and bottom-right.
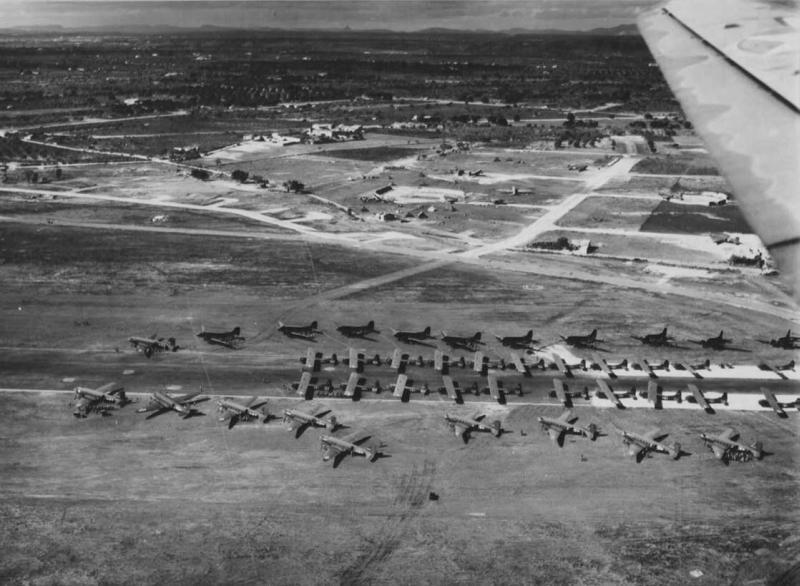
[
  {"x1": 319, "y1": 431, "x2": 379, "y2": 464},
  {"x1": 638, "y1": 1, "x2": 800, "y2": 298},
  {"x1": 495, "y1": 330, "x2": 535, "y2": 349},
  {"x1": 759, "y1": 388, "x2": 794, "y2": 418},
  {"x1": 595, "y1": 379, "x2": 634, "y2": 409},
  {"x1": 538, "y1": 410, "x2": 598, "y2": 447},
  {"x1": 393, "y1": 326, "x2": 434, "y2": 344},
  {"x1": 550, "y1": 378, "x2": 590, "y2": 407},
  {"x1": 441, "y1": 331, "x2": 483, "y2": 352},
  {"x1": 700, "y1": 428, "x2": 763, "y2": 463},
  {"x1": 277, "y1": 321, "x2": 321, "y2": 339},
  {"x1": 632, "y1": 327, "x2": 674, "y2": 347},
  {"x1": 444, "y1": 411, "x2": 502, "y2": 443},
  {"x1": 758, "y1": 330, "x2": 800, "y2": 350},
  {"x1": 196, "y1": 326, "x2": 245, "y2": 349},
  {"x1": 72, "y1": 382, "x2": 131, "y2": 417},
  {"x1": 128, "y1": 335, "x2": 179, "y2": 358},
  {"x1": 217, "y1": 396, "x2": 270, "y2": 429},
  {"x1": 283, "y1": 403, "x2": 339, "y2": 436},
  {"x1": 613, "y1": 426, "x2": 682, "y2": 462},
  {"x1": 690, "y1": 331, "x2": 732, "y2": 350},
  {"x1": 336, "y1": 320, "x2": 379, "y2": 338},
  {"x1": 562, "y1": 329, "x2": 599, "y2": 348},
  {"x1": 136, "y1": 390, "x2": 207, "y2": 419}
]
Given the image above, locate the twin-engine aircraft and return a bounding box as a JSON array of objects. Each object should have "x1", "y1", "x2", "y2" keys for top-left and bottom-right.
[
  {"x1": 336, "y1": 320, "x2": 379, "y2": 338},
  {"x1": 393, "y1": 326, "x2": 434, "y2": 344},
  {"x1": 700, "y1": 428, "x2": 763, "y2": 463},
  {"x1": 73, "y1": 382, "x2": 131, "y2": 417},
  {"x1": 128, "y1": 335, "x2": 179, "y2": 358},
  {"x1": 614, "y1": 426, "x2": 681, "y2": 462},
  {"x1": 690, "y1": 331, "x2": 732, "y2": 350},
  {"x1": 196, "y1": 326, "x2": 245, "y2": 349},
  {"x1": 444, "y1": 411, "x2": 502, "y2": 443},
  {"x1": 136, "y1": 390, "x2": 207, "y2": 419},
  {"x1": 538, "y1": 410, "x2": 598, "y2": 447},
  {"x1": 562, "y1": 329, "x2": 599, "y2": 348},
  {"x1": 217, "y1": 396, "x2": 270, "y2": 429},
  {"x1": 278, "y1": 321, "x2": 321, "y2": 339},
  {"x1": 759, "y1": 330, "x2": 800, "y2": 350},
  {"x1": 441, "y1": 331, "x2": 483, "y2": 352},
  {"x1": 495, "y1": 329, "x2": 535, "y2": 349},
  {"x1": 283, "y1": 403, "x2": 339, "y2": 437},
  {"x1": 632, "y1": 327, "x2": 675, "y2": 347},
  {"x1": 319, "y1": 432, "x2": 379, "y2": 464}
]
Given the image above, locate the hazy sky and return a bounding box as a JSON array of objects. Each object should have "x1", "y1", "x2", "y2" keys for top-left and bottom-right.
[{"x1": 0, "y1": 1, "x2": 658, "y2": 31}]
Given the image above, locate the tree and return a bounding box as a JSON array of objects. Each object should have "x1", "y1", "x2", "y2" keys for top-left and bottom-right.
[
  {"x1": 231, "y1": 169, "x2": 249, "y2": 183},
  {"x1": 283, "y1": 179, "x2": 305, "y2": 193}
]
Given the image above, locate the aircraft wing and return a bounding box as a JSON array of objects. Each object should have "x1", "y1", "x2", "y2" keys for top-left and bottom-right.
[
  {"x1": 453, "y1": 422, "x2": 471, "y2": 437},
  {"x1": 392, "y1": 374, "x2": 407, "y2": 398},
  {"x1": 296, "y1": 371, "x2": 311, "y2": 397},
  {"x1": 552, "y1": 378, "x2": 568, "y2": 405},
  {"x1": 434, "y1": 350, "x2": 444, "y2": 372},
  {"x1": 720, "y1": 427, "x2": 738, "y2": 442},
  {"x1": 643, "y1": 428, "x2": 662, "y2": 441},
  {"x1": 710, "y1": 442, "x2": 727, "y2": 460},
  {"x1": 95, "y1": 382, "x2": 122, "y2": 395},
  {"x1": 343, "y1": 372, "x2": 358, "y2": 398},
  {"x1": 174, "y1": 391, "x2": 204, "y2": 405},
  {"x1": 547, "y1": 427, "x2": 563, "y2": 444},
  {"x1": 639, "y1": 1, "x2": 800, "y2": 295},
  {"x1": 442, "y1": 375, "x2": 458, "y2": 400},
  {"x1": 761, "y1": 387, "x2": 787, "y2": 416},
  {"x1": 473, "y1": 351, "x2": 486, "y2": 373},
  {"x1": 486, "y1": 373, "x2": 501, "y2": 401},
  {"x1": 688, "y1": 384, "x2": 711, "y2": 410}
]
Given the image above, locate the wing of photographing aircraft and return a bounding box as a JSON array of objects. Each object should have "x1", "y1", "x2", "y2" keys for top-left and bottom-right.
[{"x1": 639, "y1": 1, "x2": 800, "y2": 297}]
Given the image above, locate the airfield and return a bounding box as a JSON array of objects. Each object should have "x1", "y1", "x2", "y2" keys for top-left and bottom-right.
[{"x1": 1, "y1": 115, "x2": 799, "y2": 585}]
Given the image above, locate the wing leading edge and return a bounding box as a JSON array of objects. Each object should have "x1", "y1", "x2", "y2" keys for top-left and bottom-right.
[{"x1": 639, "y1": 0, "x2": 800, "y2": 297}]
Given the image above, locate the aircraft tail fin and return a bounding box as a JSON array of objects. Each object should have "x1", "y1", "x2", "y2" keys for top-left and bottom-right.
[
  {"x1": 325, "y1": 415, "x2": 338, "y2": 431},
  {"x1": 586, "y1": 423, "x2": 598, "y2": 441},
  {"x1": 367, "y1": 320, "x2": 375, "y2": 331},
  {"x1": 310, "y1": 321, "x2": 318, "y2": 330},
  {"x1": 232, "y1": 327, "x2": 241, "y2": 336},
  {"x1": 491, "y1": 420, "x2": 502, "y2": 437},
  {"x1": 473, "y1": 332, "x2": 482, "y2": 341},
  {"x1": 752, "y1": 441, "x2": 764, "y2": 460},
  {"x1": 661, "y1": 327, "x2": 668, "y2": 336},
  {"x1": 718, "y1": 330, "x2": 724, "y2": 339},
  {"x1": 525, "y1": 330, "x2": 533, "y2": 341},
  {"x1": 423, "y1": 326, "x2": 431, "y2": 336},
  {"x1": 669, "y1": 442, "x2": 681, "y2": 460},
  {"x1": 589, "y1": 329, "x2": 597, "y2": 341},
  {"x1": 277, "y1": 321, "x2": 284, "y2": 330}
]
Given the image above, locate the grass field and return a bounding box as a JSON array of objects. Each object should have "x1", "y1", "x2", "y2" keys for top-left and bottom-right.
[{"x1": 641, "y1": 201, "x2": 753, "y2": 235}]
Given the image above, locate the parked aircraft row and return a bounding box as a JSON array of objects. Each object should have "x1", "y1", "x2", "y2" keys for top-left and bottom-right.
[
  {"x1": 275, "y1": 319, "x2": 799, "y2": 352},
  {"x1": 128, "y1": 326, "x2": 245, "y2": 357},
  {"x1": 70, "y1": 381, "x2": 774, "y2": 465}
]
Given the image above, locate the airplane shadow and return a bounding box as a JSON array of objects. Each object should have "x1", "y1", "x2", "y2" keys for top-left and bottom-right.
[
  {"x1": 182, "y1": 410, "x2": 207, "y2": 420},
  {"x1": 283, "y1": 333, "x2": 318, "y2": 342},
  {"x1": 400, "y1": 340, "x2": 437, "y2": 349},
  {"x1": 332, "y1": 451, "x2": 349, "y2": 469},
  {"x1": 295, "y1": 424, "x2": 311, "y2": 439}
]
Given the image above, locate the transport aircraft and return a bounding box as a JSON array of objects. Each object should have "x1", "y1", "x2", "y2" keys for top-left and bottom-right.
[
  {"x1": 336, "y1": 320, "x2": 379, "y2": 338},
  {"x1": 217, "y1": 396, "x2": 270, "y2": 429},
  {"x1": 393, "y1": 326, "x2": 434, "y2": 344},
  {"x1": 136, "y1": 390, "x2": 207, "y2": 419},
  {"x1": 700, "y1": 428, "x2": 763, "y2": 463},
  {"x1": 562, "y1": 329, "x2": 599, "y2": 348},
  {"x1": 196, "y1": 326, "x2": 245, "y2": 348},
  {"x1": 758, "y1": 330, "x2": 800, "y2": 350},
  {"x1": 632, "y1": 327, "x2": 674, "y2": 347},
  {"x1": 690, "y1": 331, "x2": 732, "y2": 350},
  {"x1": 277, "y1": 321, "x2": 321, "y2": 339},
  {"x1": 538, "y1": 410, "x2": 598, "y2": 447},
  {"x1": 128, "y1": 334, "x2": 179, "y2": 358},
  {"x1": 614, "y1": 426, "x2": 682, "y2": 462},
  {"x1": 73, "y1": 382, "x2": 131, "y2": 417},
  {"x1": 495, "y1": 329, "x2": 535, "y2": 349},
  {"x1": 441, "y1": 331, "x2": 483, "y2": 352},
  {"x1": 319, "y1": 431, "x2": 379, "y2": 464},
  {"x1": 283, "y1": 403, "x2": 339, "y2": 437},
  {"x1": 444, "y1": 411, "x2": 502, "y2": 443}
]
